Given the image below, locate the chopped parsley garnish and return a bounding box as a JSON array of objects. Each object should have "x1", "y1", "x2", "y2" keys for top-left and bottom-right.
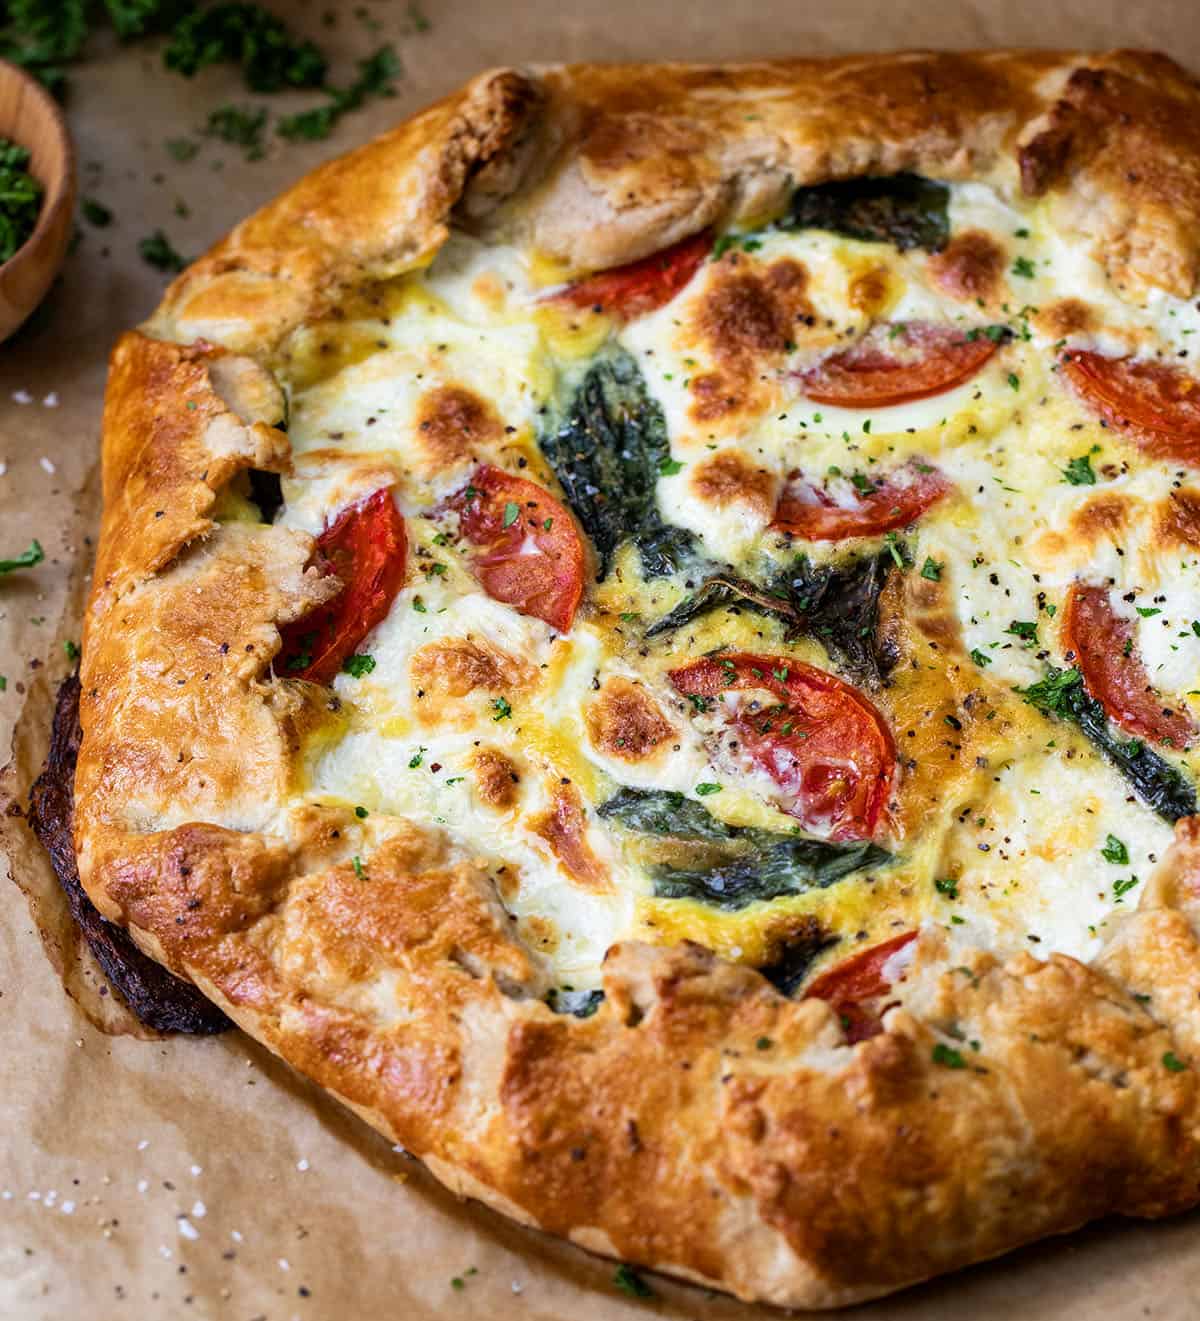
[
  {"x1": 63, "y1": 640, "x2": 80, "y2": 662},
  {"x1": 613, "y1": 1264, "x2": 654, "y2": 1299},
  {"x1": 756, "y1": 1036, "x2": 773, "y2": 1050},
  {"x1": 1005, "y1": 619, "x2": 1039, "y2": 643},
  {"x1": 165, "y1": 137, "x2": 199, "y2": 162},
  {"x1": 694, "y1": 782, "x2": 722, "y2": 796},
  {"x1": 354, "y1": 805, "x2": 368, "y2": 819},
  {"x1": 934, "y1": 876, "x2": 959, "y2": 899},
  {"x1": 1163, "y1": 1051, "x2": 1188, "y2": 1072},
  {"x1": 1011, "y1": 256, "x2": 1036, "y2": 279},
  {"x1": 138, "y1": 229, "x2": 187, "y2": 273},
  {"x1": 1007, "y1": 372, "x2": 1021, "y2": 391},
  {"x1": 883, "y1": 531, "x2": 905, "y2": 568},
  {"x1": 276, "y1": 44, "x2": 400, "y2": 142},
  {"x1": 0, "y1": 138, "x2": 42, "y2": 263},
  {"x1": 1101, "y1": 834, "x2": 1129, "y2": 865},
  {"x1": 1112, "y1": 875, "x2": 1140, "y2": 898},
  {"x1": 501, "y1": 500, "x2": 520, "y2": 529},
  {"x1": 1062, "y1": 452, "x2": 1098, "y2": 485},
  {"x1": 1136, "y1": 606, "x2": 1161, "y2": 618},
  {"x1": 0, "y1": 676, "x2": 6, "y2": 692},
  {"x1": 164, "y1": 3, "x2": 327, "y2": 92},
  {"x1": 932, "y1": 1042, "x2": 966, "y2": 1069},
  {"x1": 408, "y1": 746, "x2": 426, "y2": 769},
  {"x1": 920, "y1": 556, "x2": 942, "y2": 581},
  {"x1": 491, "y1": 696, "x2": 512, "y2": 721},
  {"x1": 0, "y1": 538, "x2": 43, "y2": 575},
  {"x1": 351, "y1": 855, "x2": 366, "y2": 879},
  {"x1": 81, "y1": 196, "x2": 112, "y2": 227},
  {"x1": 204, "y1": 103, "x2": 268, "y2": 159},
  {"x1": 412, "y1": 595, "x2": 427, "y2": 613},
  {"x1": 657, "y1": 455, "x2": 684, "y2": 476},
  {"x1": 342, "y1": 653, "x2": 376, "y2": 678},
  {"x1": 687, "y1": 693, "x2": 710, "y2": 714},
  {"x1": 969, "y1": 648, "x2": 992, "y2": 667}
]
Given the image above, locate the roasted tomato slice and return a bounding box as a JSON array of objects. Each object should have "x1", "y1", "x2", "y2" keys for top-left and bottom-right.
[
  {"x1": 800, "y1": 321, "x2": 997, "y2": 408},
  {"x1": 548, "y1": 231, "x2": 711, "y2": 321},
  {"x1": 771, "y1": 459, "x2": 950, "y2": 540},
  {"x1": 1062, "y1": 583, "x2": 1195, "y2": 749},
  {"x1": 448, "y1": 464, "x2": 585, "y2": 634},
  {"x1": 669, "y1": 653, "x2": 895, "y2": 841},
  {"x1": 279, "y1": 487, "x2": 407, "y2": 684},
  {"x1": 1060, "y1": 350, "x2": 1200, "y2": 465},
  {"x1": 805, "y1": 931, "x2": 916, "y2": 1042}
]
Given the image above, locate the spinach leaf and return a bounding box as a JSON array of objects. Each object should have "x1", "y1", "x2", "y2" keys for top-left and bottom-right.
[
  {"x1": 782, "y1": 552, "x2": 896, "y2": 688},
  {"x1": 644, "y1": 574, "x2": 797, "y2": 639},
  {"x1": 645, "y1": 552, "x2": 895, "y2": 689},
  {"x1": 540, "y1": 349, "x2": 697, "y2": 580},
  {"x1": 597, "y1": 787, "x2": 740, "y2": 841},
  {"x1": 756, "y1": 919, "x2": 835, "y2": 996},
  {"x1": 1021, "y1": 667, "x2": 1197, "y2": 823},
  {"x1": 652, "y1": 837, "x2": 891, "y2": 911},
  {"x1": 782, "y1": 173, "x2": 950, "y2": 253}
]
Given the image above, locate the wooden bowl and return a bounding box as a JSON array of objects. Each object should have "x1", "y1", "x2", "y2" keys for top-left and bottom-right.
[{"x1": 0, "y1": 60, "x2": 74, "y2": 343}]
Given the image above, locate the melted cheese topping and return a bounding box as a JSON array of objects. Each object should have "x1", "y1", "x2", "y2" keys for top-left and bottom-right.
[{"x1": 271, "y1": 188, "x2": 1197, "y2": 994}]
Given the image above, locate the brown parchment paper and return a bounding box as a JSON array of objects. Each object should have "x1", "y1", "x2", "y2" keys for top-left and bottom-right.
[{"x1": 5, "y1": 2, "x2": 1200, "y2": 1316}]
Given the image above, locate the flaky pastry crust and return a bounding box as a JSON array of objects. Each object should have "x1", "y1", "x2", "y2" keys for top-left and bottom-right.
[{"x1": 76, "y1": 52, "x2": 1200, "y2": 1308}]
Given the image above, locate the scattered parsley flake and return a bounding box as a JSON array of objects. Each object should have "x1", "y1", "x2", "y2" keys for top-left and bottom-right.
[
  {"x1": 969, "y1": 648, "x2": 992, "y2": 667},
  {"x1": 354, "y1": 805, "x2": 368, "y2": 819},
  {"x1": 1164, "y1": 1051, "x2": 1188, "y2": 1072},
  {"x1": 342, "y1": 653, "x2": 376, "y2": 678},
  {"x1": 1062, "y1": 452, "x2": 1097, "y2": 486},
  {"x1": 613, "y1": 1264, "x2": 654, "y2": 1299},
  {"x1": 0, "y1": 539, "x2": 43, "y2": 575},
  {"x1": 935, "y1": 877, "x2": 959, "y2": 899},
  {"x1": 658, "y1": 456, "x2": 684, "y2": 476},
  {"x1": 1136, "y1": 606, "x2": 1162, "y2": 618},
  {"x1": 63, "y1": 640, "x2": 80, "y2": 661},
  {"x1": 932, "y1": 1042, "x2": 966, "y2": 1069},
  {"x1": 695, "y1": 782, "x2": 722, "y2": 796},
  {"x1": 1005, "y1": 620, "x2": 1039, "y2": 643},
  {"x1": 138, "y1": 229, "x2": 186, "y2": 273},
  {"x1": 502, "y1": 500, "x2": 520, "y2": 529},
  {"x1": 1011, "y1": 256, "x2": 1036, "y2": 279},
  {"x1": 1112, "y1": 875, "x2": 1140, "y2": 898},
  {"x1": 492, "y1": 696, "x2": 512, "y2": 721},
  {"x1": 351, "y1": 855, "x2": 366, "y2": 879},
  {"x1": 1101, "y1": 834, "x2": 1129, "y2": 865},
  {"x1": 920, "y1": 556, "x2": 942, "y2": 582},
  {"x1": 81, "y1": 196, "x2": 112, "y2": 227}
]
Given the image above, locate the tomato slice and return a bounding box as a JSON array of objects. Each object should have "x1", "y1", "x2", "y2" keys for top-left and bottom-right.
[
  {"x1": 1060, "y1": 350, "x2": 1200, "y2": 465},
  {"x1": 800, "y1": 321, "x2": 997, "y2": 408},
  {"x1": 805, "y1": 931, "x2": 916, "y2": 1043},
  {"x1": 771, "y1": 460, "x2": 950, "y2": 540},
  {"x1": 1061, "y1": 583, "x2": 1195, "y2": 749},
  {"x1": 548, "y1": 231, "x2": 711, "y2": 321},
  {"x1": 279, "y1": 487, "x2": 408, "y2": 684},
  {"x1": 447, "y1": 464, "x2": 585, "y2": 634},
  {"x1": 669, "y1": 653, "x2": 895, "y2": 841}
]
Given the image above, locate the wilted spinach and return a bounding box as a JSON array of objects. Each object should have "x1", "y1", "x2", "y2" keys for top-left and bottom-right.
[
  {"x1": 539, "y1": 349, "x2": 697, "y2": 580},
  {"x1": 599, "y1": 787, "x2": 891, "y2": 911},
  {"x1": 1021, "y1": 667, "x2": 1197, "y2": 823},
  {"x1": 782, "y1": 173, "x2": 950, "y2": 253}
]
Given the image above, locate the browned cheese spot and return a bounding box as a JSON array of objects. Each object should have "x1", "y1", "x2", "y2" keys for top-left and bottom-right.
[
  {"x1": 690, "y1": 450, "x2": 776, "y2": 520},
  {"x1": 410, "y1": 638, "x2": 534, "y2": 727},
  {"x1": 689, "y1": 256, "x2": 812, "y2": 424},
  {"x1": 1069, "y1": 492, "x2": 1134, "y2": 546},
  {"x1": 926, "y1": 230, "x2": 1005, "y2": 304},
  {"x1": 470, "y1": 746, "x2": 521, "y2": 810},
  {"x1": 847, "y1": 264, "x2": 894, "y2": 317},
  {"x1": 530, "y1": 783, "x2": 611, "y2": 892},
  {"x1": 1034, "y1": 297, "x2": 1097, "y2": 340},
  {"x1": 585, "y1": 677, "x2": 675, "y2": 763},
  {"x1": 1155, "y1": 488, "x2": 1200, "y2": 550},
  {"x1": 414, "y1": 384, "x2": 503, "y2": 474}
]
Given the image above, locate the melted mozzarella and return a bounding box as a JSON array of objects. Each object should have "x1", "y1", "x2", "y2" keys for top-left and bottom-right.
[{"x1": 271, "y1": 177, "x2": 1200, "y2": 991}]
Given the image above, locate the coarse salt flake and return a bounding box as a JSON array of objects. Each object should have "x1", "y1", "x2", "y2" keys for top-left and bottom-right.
[
  {"x1": 39, "y1": 457, "x2": 55, "y2": 475},
  {"x1": 137, "y1": 1180, "x2": 149, "y2": 1194},
  {"x1": 178, "y1": 1218, "x2": 199, "y2": 1241},
  {"x1": 42, "y1": 392, "x2": 58, "y2": 407},
  {"x1": 296, "y1": 1159, "x2": 309, "y2": 1172},
  {"x1": 191, "y1": 1200, "x2": 206, "y2": 1218},
  {"x1": 12, "y1": 390, "x2": 31, "y2": 404},
  {"x1": 278, "y1": 1258, "x2": 290, "y2": 1272},
  {"x1": 61, "y1": 1201, "x2": 75, "y2": 1215},
  {"x1": 137, "y1": 1140, "x2": 149, "y2": 1151}
]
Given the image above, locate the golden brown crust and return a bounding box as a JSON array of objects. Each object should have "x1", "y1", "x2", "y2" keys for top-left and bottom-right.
[{"x1": 75, "y1": 51, "x2": 1200, "y2": 1310}]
